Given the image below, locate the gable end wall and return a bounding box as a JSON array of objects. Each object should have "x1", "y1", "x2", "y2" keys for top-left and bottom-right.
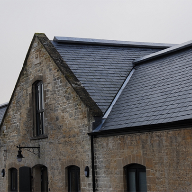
[{"x1": 0, "y1": 37, "x2": 94, "y2": 192}]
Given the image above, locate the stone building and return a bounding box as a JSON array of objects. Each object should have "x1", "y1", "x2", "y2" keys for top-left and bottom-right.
[{"x1": 0, "y1": 33, "x2": 192, "y2": 192}]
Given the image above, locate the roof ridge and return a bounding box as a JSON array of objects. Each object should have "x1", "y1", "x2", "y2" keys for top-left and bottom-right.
[
  {"x1": 53, "y1": 36, "x2": 176, "y2": 49},
  {"x1": 133, "y1": 39, "x2": 192, "y2": 65}
]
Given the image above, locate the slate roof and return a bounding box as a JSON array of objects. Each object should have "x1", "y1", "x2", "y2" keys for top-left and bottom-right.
[
  {"x1": 0, "y1": 103, "x2": 8, "y2": 124},
  {"x1": 101, "y1": 46, "x2": 192, "y2": 131},
  {"x1": 52, "y1": 37, "x2": 172, "y2": 113}
]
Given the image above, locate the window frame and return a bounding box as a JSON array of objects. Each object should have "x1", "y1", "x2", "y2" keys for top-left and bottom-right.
[
  {"x1": 33, "y1": 81, "x2": 44, "y2": 137},
  {"x1": 68, "y1": 165, "x2": 81, "y2": 192},
  {"x1": 125, "y1": 164, "x2": 147, "y2": 192},
  {"x1": 10, "y1": 168, "x2": 18, "y2": 192}
]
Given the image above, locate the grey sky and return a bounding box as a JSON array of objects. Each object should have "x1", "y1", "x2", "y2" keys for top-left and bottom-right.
[{"x1": 1, "y1": 0, "x2": 192, "y2": 104}]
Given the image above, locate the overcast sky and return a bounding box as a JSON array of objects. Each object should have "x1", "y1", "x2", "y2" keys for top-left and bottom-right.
[{"x1": 1, "y1": 0, "x2": 192, "y2": 104}]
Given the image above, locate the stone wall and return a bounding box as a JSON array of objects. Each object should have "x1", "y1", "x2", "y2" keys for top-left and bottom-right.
[
  {"x1": 0, "y1": 37, "x2": 94, "y2": 192},
  {"x1": 94, "y1": 128, "x2": 192, "y2": 192}
]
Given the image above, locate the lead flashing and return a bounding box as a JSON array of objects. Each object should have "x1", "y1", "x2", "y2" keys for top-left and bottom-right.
[
  {"x1": 103, "y1": 69, "x2": 135, "y2": 119},
  {"x1": 53, "y1": 36, "x2": 175, "y2": 49},
  {"x1": 133, "y1": 40, "x2": 192, "y2": 65}
]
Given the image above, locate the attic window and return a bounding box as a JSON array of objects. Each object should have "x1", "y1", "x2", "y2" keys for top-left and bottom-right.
[{"x1": 34, "y1": 81, "x2": 44, "y2": 136}]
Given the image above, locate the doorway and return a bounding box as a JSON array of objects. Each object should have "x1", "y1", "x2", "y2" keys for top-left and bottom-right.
[{"x1": 32, "y1": 164, "x2": 48, "y2": 192}]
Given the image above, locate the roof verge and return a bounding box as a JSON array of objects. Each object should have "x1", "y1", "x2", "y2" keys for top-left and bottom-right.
[
  {"x1": 36, "y1": 34, "x2": 103, "y2": 116},
  {"x1": 0, "y1": 33, "x2": 103, "y2": 129}
]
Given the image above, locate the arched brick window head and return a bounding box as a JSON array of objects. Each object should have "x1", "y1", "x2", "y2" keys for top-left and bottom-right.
[{"x1": 124, "y1": 164, "x2": 147, "y2": 192}]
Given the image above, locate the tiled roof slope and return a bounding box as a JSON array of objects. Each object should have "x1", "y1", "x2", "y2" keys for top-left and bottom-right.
[
  {"x1": 52, "y1": 37, "x2": 171, "y2": 113},
  {"x1": 0, "y1": 103, "x2": 8, "y2": 124},
  {"x1": 101, "y1": 47, "x2": 192, "y2": 130}
]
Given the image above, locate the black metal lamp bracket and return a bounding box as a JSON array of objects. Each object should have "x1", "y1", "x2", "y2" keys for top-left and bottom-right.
[{"x1": 17, "y1": 145, "x2": 40, "y2": 158}]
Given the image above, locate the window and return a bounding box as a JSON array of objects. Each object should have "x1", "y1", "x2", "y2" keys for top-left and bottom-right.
[
  {"x1": 68, "y1": 166, "x2": 80, "y2": 192},
  {"x1": 124, "y1": 164, "x2": 147, "y2": 192},
  {"x1": 34, "y1": 81, "x2": 44, "y2": 136},
  {"x1": 10, "y1": 168, "x2": 17, "y2": 192}
]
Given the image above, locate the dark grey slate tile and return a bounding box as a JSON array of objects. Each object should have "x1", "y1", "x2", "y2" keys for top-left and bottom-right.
[
  {"x1": 52, "y1": 41, "x2": 162, "y2": 113},
  {"x1": 0, "y1": 105, "x2": 7, "y2": 124},
  {"x1": 102, "y1": 47, "x2": 192, "y2": 130}
]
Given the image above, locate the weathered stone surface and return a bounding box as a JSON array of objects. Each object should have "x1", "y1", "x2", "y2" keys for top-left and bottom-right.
[
  {"x1": 0, "y1": 37, "x2": 94, "y2": 192},
  {"x1": 94, "y1": 128, "x2": 192, "y2": 192},
  {"x1": 1, "y1": 34, "x2": 192, "y2": 192}
]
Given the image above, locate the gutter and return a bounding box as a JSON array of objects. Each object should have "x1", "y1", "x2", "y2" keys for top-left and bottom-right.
[{"x1": 88, "y1": 119, "x2": 192, "y2": 137}]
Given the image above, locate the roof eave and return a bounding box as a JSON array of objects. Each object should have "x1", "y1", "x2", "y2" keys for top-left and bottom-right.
[{"x1": 88, "y1": 119, "x2": 192, "y2": 137}]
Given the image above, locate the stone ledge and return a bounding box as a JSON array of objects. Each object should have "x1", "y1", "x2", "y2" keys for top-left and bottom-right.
[{"x1": 30, "y1": 134, "x2": 48, "y2": 140}]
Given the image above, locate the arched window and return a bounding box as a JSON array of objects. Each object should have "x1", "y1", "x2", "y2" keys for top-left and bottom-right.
[
  {"x1": 9, "y1": 168, "x2": 18, "y2": 192},
  {"x1": 33, "y1": 81, "x2": 44, "y2": 136},
  {"x1": 68, "y1": 166, "x2": 80, "y2": 192},
  {"x1": 124, "y1": 164, "x2": 147, "y2": 192}
]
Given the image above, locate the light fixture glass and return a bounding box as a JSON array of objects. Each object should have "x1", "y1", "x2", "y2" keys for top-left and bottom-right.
[
  {"x1": 17, "y1": 157, "x2": 22, "y2": 162},
  {"x1": 17, "y1": 149, "x2": 24, "y2": 162},
  {"x1": 84, "y1": 166, "x2": 89, "y2": 177},
  {"x1": 1, "y1": 169, "x2": 5, "y2": 177}
]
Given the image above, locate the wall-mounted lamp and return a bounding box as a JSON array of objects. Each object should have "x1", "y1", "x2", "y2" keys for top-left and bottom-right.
[
  {"x1": 17, "y1": 147, "x2": 24, "y2": 162},
  {"x1": 1, "y1": 169, "x2": 5, "y2": 177},
  {"x1": 84, "y1": 166, "x2": 89, "y2": 177},
  {"x1": 16, "y1": 145, "x2": 40, "y2": 162}
]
